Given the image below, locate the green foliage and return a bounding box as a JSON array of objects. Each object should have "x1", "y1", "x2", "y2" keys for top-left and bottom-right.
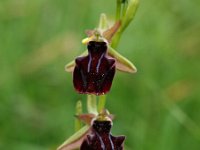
[{"x1": 0, "y1": 0, "x2": 200, "y2": 149}]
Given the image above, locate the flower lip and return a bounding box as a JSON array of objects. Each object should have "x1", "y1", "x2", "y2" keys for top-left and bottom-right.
[
  {"x1": 73, "y1": 41, "x2": 116, "y2": 95},
  {"x1": 80, "y1": 116, "x2": 125, "y2": 150}
]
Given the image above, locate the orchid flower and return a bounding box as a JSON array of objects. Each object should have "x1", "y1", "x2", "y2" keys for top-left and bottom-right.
[{"x1": 66, "y1": 21, "x2": 137, "y2": 95}]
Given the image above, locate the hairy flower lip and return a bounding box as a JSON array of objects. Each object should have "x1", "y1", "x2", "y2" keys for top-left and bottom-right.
[
  {"x1": 79, "y1": 111, "x2": 125, "y2": 150},
  {"x1": 73, "y1": 41, "x2": 116, "y2": 95},
  {"x1": 80, "y1": 119, "x2": 126, "y2": 150}
]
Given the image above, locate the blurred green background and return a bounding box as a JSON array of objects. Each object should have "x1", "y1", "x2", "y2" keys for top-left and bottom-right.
[{"x1": 0, "y1": 0, "x2": 200, "y2": 150}]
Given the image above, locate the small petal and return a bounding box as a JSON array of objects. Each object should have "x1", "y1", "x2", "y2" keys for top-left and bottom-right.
[
  {"x1": 76, "y1": 113, "x2": 96, "y2": 125},
  {"x1": 82, "y1": 37, "x2": 94, "y2": 45},
  {"x1": 103, "y1": 21, "x2": 121, "y2": 42}
]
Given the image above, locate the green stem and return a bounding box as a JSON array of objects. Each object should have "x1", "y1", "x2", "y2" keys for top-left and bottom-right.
[
  {"x1": 116, "y1": 0, "x2": 121, "y2": 21},
  {"x1": 98, "y1": 95, "x2": 107, "y2": 113},
  {"x1": 75, "y1": 100, "x2": 82, "y2": 132},
  {"x1": 122, "y1": 1, "x2": 128, "y2": 18},
  {"x1": 87, "y1": 95, "x2": 98, "y2": 115},
  {"x1": 120, "y1": 0, "x2": 139, "y2": 33},
  {"x1": 112, "y1": 0, "x2": 139, "y2": 48}
]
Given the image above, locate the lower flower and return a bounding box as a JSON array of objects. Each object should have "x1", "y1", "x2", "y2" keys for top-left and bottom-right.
[{"x1": 80, "y1": 117, "x2": 125, "y2": 150}]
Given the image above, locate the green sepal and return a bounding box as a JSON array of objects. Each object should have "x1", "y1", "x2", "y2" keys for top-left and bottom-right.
[
  {"x1": 57, "y1": 125, "x2": 90, "y2": 150},
  {"x1": 108, "y1": 45, "x2": 137, "y2": 73},
  {"x1": 65, "y1": 50, "x2": 88, "y2": 72}
]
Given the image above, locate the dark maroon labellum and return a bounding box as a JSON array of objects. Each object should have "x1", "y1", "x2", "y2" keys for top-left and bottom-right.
[
  {"x1": 73, "y1": 41, "x2": 115, "y2": 95},
  {"x1": 80, "y1": 120, "x2": 125, "y2": 150}
]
